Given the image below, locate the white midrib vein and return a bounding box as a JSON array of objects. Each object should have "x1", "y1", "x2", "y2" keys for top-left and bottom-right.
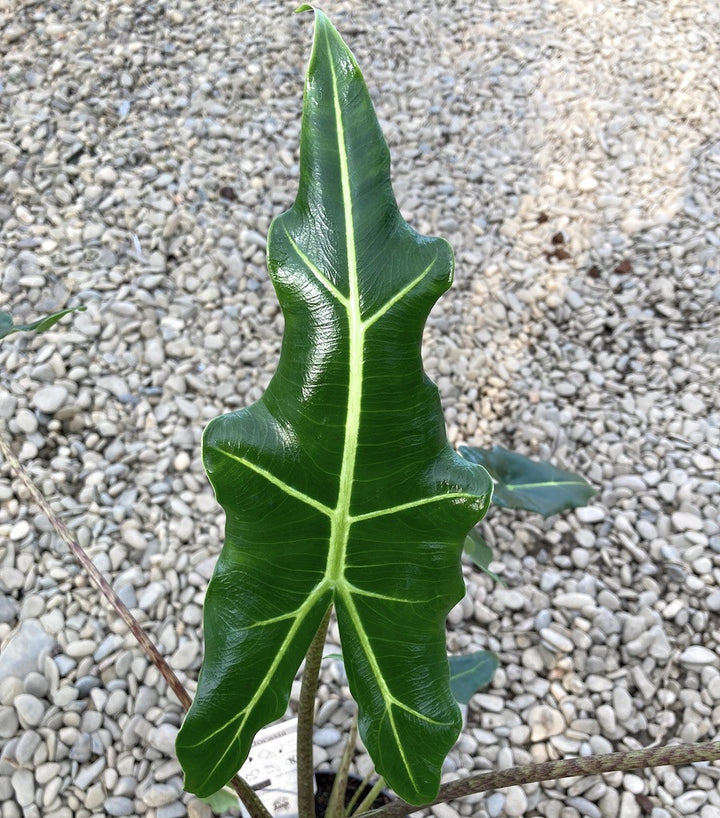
[
  {"x1": 323, "y1": 34, "x2": 421, "y2": 790},
  {"x1": 326, "y1": 38, "x2": 362, "y2": 584}
]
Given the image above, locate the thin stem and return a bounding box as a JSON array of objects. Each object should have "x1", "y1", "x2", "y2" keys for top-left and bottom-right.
[
  {"x1": 350, "y1": 777, "x2": 385, "y2": 817},
  {"x1": 0, "y1": 432, "x2": 272, "y2": 818},
  {"x1": 297, "y1": 606, "x2": 333, "y2": 818},
  {"x1": 358, "y1": 741, "x2": 720, "y2": 818},
  {"x1": 327, "y1": 715, "x2": 358, "y2": 818},
  {"x1": 344, "y1": 769, "x2": 374, "y2": 817}
]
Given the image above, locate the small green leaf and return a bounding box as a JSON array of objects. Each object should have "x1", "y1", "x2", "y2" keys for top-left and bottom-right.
[
  {"x1": 0, "y1": 306, "x2": 87, "y2": 340},
  {"x1": 448, "y1": 651, "x2": 498, "y2": 705},
  {"x1": 463, "y1": 528, "x2": 504, "y2": 585},
  {"x1": 199, "y1": 785, "x2": 240, "y2": 813},
  {"x1": 459, "y1": 445, "x2": 596, "y2": 516}
]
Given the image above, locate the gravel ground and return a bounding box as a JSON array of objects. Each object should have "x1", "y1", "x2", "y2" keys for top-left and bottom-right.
[{"x1": 1, "y1": 1, "x2": 719, "y2": 817}]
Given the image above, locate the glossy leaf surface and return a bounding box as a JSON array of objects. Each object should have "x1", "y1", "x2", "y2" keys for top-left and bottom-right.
[
  {"x1": 0, "y1": 306, "x2": 86, "y2": 340},
  {"x1": 459, "y1": 445, "x2": 595, "y2": 516},
  {"x1": 448, "y1": 651, "x2": 499, "y2": 705},
  {"x1": 176, "y1": 8, "x2": 491, "y2": 805}
]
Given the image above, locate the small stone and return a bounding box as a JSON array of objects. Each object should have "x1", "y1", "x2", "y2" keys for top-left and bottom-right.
[
  {"x1": 149, "y1": 723, "x2": 179, "y2": 755},
  {"x1": 74, "y1": 757, "x2": 106, "y2": 789},
  {"x1": 528, "y1": 704, "x2": 566, "y2": 741},
  {"x1": 85, "y1": 782, "x2": 106, "y2": 810},
  {"x1": 65, "y1": 640, "x2": 97, "y2": 659},
  {"x1": 158, "y1": 802, "x2": 190, "y2": 818},
  {"x1": 104, "y1": 796, "x2": 135, "y2": 816},
  {"x1": 11, "y1": 769, "x2": 35, "y2": 807},
  {"x1": 503, "y1": 786, "x2": 527, "y2": 816},
  {"x1": 188, "y1": 800, "x2": 214, "y2": 818},
  {"x1": 679, "y1": 646, "x2": 719, "y2": 669},
  {"x1": 69, "y1": 733, "x2": 92, "y2": 762},
  {"x1": 486, "y1": 792, "x2": 505, "y2": 818},
  {"x1": 671, "y1": 511, "x2": 704, "y2": 532},
  {"x1": 14, "y1": 693, "x2": 45, "y2": 727},
  {"x1": 612, "y1": 687, "x2": 633, "y2": 721},
  {"x1": 706, "y1": 591, "x2": 720, "y2": 612},
  {"x1": 96, "y1": 166, "x2": 118, "y2": 185},
  {"x1": 10, "y1": 520, "x2": 30, "y2": 541},
  {"x1": 566, "y1": 797, "x2": 601, "y2": 818},
  {"x1": 554, "y1": 592, "x2": 596, "y2": 611},
  {"x1": 681, "y1": 392, "x2": 705, "y2": 415},
  {"x1": 675, "y1": 791, "x2": 708, "y2": 812},
  {"x1": 314, "y1": 726, "x2": 341, "y2": 747},
  {"x1": 493, "y1": 589, "x2": 527, "y2": 610},
  {"x1": 15, "y1": 729, "x2": 42, "y2": 764},
  {"x1": 619, "y1": 790, "x2": 641, "y2": 818},
  {"x1": 0, "y1": 705, "x2": 19, "y2": 738},
  {"x1": 575, "y1": 506, "x2": 605, "y2": 523},
  {"x1": 32, "y1": 385, "x2": 68, "y2": 414},
  {"x1": 0, "y1": 595, "x2": 19, "y2": 624},
  {"x1": 142, "y1": 784, "x2": 182, "y2": 807},
  {"x1": 540, "y1": 627, "x2": 574, "y2": 653}
]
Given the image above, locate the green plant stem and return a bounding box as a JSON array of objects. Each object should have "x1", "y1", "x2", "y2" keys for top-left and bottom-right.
[
  {"x1": 297, "y1": 606, "x2": 333, "y2": 818},
  {"x1": 343, "y1": 769, "x2": 373, "y2": 817},
  {"x1": 350, "y1": 776, "x2": 385, "y2": 817},
  {"x1": 0, "y1": 432, "x2": 271, "y2": 818},
  {"x1": 327, "y1": 715, "x2": 357, "y2": 818},
  {"x1": 358, "y1": 741, "x2": 720, "y2": 818}
]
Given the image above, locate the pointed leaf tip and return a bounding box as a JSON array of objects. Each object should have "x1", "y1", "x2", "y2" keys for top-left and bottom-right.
[{"x1": 295, "y1": 4, "x2": 314, "y2": 13}]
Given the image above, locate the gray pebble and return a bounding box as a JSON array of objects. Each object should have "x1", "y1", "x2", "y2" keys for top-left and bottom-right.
[
  {"x1": 32, "y1": 385, "x2": 68, "y2": 414},
  {"x1": 14, "y1": 730, "x2": 42, "y2": 765},
  {"x1": 11, "y1": 769, "x2": 35, "y2": 808},
  {"x1": 74, "y1": 757, "x2": 106, "y2": 789},
  {"x1": 679, "y1": 645, "x2": 719, "y2": 668},
  {"x1": 0, "y1": 620, "x2": 54, "y2": 681},
  {"x1": 0, "y1": 705, "x2": 19, "y2": 739},
  {"x1": 13, "y1": 693, "x2": 45, "y2": 728},
  {"x1": 314, "y1": 726, "x2": 342, "y2": 747},
  {"x1": 149, "y1": 723, "x2": 179, "y2": 755},
  {"x1": 104, "y1": 796, "x2": 136, "y2": 816},
  {"x1": 142, "y1": 783, "x2": 182, "y2": 807}
]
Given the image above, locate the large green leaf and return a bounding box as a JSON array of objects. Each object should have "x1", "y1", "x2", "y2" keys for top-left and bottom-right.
[
  {"x1": 459, "y1": 445, "x2": 596, "y2": 516},
  {"x1": 0, "y1": 306, "x2": 86, "y2": 340},
  {"x1": 176, "y1": 7, "x2": 491, "y2": 805}
]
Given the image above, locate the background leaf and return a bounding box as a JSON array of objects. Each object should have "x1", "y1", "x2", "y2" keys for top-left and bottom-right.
[
  {"x1": 463, "y1": 528, "x2": 504, "y2": 585},
  {"x1": 199, "y1": 786, "x2": 240, "y2": 813},
  {"x1": 0, "y1": 306, "x2": 86, "y2": 340},
  {"x1": 448, "y1": 651, "x2": 499, "y2": 705},
  {"x1": 176, "y1": 9, "x2": 492, "y2": 805},
  {"x1": 459, "y1": 445, "x2": 596, "y2": 516}
]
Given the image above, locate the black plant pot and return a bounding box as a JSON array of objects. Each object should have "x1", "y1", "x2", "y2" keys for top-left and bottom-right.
[{"x1": 314, "y1": 771, "x2": 392, "y2": 817}]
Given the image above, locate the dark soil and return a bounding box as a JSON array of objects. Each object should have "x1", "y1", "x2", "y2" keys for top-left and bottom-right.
[{"x1": 314, "y1": 771, "x2": 392, "y2": 817}]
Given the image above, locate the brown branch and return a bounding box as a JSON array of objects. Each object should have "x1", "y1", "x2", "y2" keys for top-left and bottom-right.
[
  {"x1": 359, "y1": 741, "x2": 720, "y2": 818},
  {"x1": 0, "y1": 432, "x2": 271, "y2": 818}
]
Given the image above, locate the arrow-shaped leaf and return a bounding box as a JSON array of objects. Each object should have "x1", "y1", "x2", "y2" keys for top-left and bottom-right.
[
  {"x1": 459, "y1": 445, "x2": 596, "y2": 516},
  {"x1": 176, "y1": 7, "x2": 492, "y2": 805}
]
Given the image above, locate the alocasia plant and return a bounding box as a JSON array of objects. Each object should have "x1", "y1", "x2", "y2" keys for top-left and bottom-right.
[{"x1": 176, "y1": 5, "x2": 492, "y2": 805}]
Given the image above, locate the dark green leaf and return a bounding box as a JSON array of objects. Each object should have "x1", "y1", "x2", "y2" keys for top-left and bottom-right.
[
  {"x1": 176, "y1": 8, "x2": 492, "y2": 805},
  {"x1": 0, "y1": 306, "x2": 86, "y2": 340},
  {"x1": 459, "y1": 445, "x2": 596, "y2": 516},
  {"x1": 448, "y1": 651, "x2": 498, "y2": 705},
  {"x1": 463, "y1": 528, "x2": 504, "y2": 585}
]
